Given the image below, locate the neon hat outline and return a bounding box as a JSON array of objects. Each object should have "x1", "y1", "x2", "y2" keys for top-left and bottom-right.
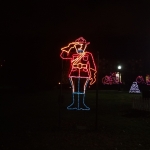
[{"x1": 75, "y1": 37, "x2": 90, "y2": 45}]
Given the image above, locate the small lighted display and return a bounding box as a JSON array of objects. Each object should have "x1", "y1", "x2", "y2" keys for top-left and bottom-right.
[
  {"x1": 136, "y1": 76, "x2": 145, "y2": 84},
  {"x1": 129, "y1": 82, "x2": 141, "y2": 93},
  {"x1": 102, "y1": 72, "x2": 120, "y2": 85},
  {"x1": 146, "y1": 75, "x2": 150, "y2": 85}
]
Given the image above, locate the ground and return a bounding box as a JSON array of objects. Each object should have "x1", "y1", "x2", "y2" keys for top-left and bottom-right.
[{"x1": 1, "y1": 89, "x2": 150, "y2": 150}]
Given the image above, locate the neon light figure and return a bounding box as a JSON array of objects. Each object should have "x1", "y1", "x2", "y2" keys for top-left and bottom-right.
[{"x1": 60, "y1": 37, "x2": 97, "y2": 110}]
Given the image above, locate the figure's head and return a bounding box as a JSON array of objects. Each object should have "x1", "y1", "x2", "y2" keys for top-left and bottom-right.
[{"x1": 74, "y1": 37, "x2": 90, "y2": 53}]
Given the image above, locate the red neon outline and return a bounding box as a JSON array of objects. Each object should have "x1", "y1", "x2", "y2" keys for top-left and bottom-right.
[{"x1": 60, "y1": 37, "x2": 97, "y2": 85}]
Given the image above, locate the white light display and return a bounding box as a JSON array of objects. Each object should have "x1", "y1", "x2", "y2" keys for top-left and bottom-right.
[{"x1": 129, "y1": 82, "x2": 141, "y2": 93}]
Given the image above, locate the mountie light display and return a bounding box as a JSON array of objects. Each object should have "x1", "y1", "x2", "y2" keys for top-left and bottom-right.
[{"x1": 60, "y1": 37, "x2": 97, "y2": 110}]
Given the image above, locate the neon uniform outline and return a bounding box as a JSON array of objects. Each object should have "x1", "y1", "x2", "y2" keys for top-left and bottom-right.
[{"x1": 60, "y1": 37, "x2": 97, "y2": 110}]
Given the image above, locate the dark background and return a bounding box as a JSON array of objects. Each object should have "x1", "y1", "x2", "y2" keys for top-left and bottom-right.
[{"x1": 1, "y1": 0, "x2": 150, "y2": 89}]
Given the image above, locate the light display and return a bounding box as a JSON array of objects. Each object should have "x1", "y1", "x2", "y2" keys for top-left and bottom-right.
[
  {"x1": 136, "y1": 75, "x2": 150, "y2": 85},
  {"x1": 129, "y1": 82, "x2": 141, "y2": 93},
  {"x1": 136, "y1": 76, "x2": 145, "y2": 84},
  {"x1": 60, "y1": 37, "x2": 97, "y2": 110},
  {"x1": 146, "y1": 75, "x2": 150, "y2": 85},
  {"x1": 102, "y1": 72, "x2": 120, "y2": 85}
]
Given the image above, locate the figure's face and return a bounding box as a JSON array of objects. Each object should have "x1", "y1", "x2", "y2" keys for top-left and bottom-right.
[{"x1": 74, "y1": 43, "x2": 87, "y2": 53}]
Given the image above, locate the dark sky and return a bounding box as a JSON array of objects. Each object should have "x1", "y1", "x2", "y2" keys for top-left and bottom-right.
[{"x1": 1, "y1": 0, "x2": 150, "y2": 86}]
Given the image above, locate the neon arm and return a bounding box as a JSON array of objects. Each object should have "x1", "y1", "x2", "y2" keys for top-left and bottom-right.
[{"x1": 60, "y1": 42, "x2": 78, "y2": 59}]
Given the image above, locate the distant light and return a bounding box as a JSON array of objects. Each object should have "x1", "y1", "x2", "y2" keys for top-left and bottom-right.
[
  {"x1": 0, "y1": 65, "x2": 2, "y2": 67},
  {"x1": 58, "y1": 82, "x2": 61, "y2": 84},
  {"x1": 118, "y1": 65, "x2": 121, "y2": 69}
]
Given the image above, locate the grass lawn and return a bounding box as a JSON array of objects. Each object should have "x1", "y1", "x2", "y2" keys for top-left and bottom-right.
[{"x1": 1, "y1": 89, "x2": 150, "y2": 150}]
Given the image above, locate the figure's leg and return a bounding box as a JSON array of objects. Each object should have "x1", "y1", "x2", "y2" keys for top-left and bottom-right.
[
  {"x1": 79, "y1": 78, "x2": 90, "y2": 110},
  {"x1": 77, "y1": 77, "x2": 81, "y2": 110},
  {"x1": 67, "y1": 78, "x2": 77, "y2": 110},
  {"x1": 82, "y1": 78, "x2": 90, "y2": 110},
  {"x1": 67, "y1": 77, "x2": 90, "y2": 110}
]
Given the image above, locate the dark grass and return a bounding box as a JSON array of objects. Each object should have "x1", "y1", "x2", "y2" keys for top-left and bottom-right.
[{"x1": 1, "y1": 89, "x2": 150, "y2": 150}]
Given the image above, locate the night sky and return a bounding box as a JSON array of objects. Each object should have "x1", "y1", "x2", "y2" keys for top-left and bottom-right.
[{"x1": 1, "y1": 0, "x2": 150, "y2": 87}]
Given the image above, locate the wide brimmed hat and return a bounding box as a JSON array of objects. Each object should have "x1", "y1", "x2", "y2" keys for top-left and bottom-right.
[{"x1": 75, "y1": 37, "x2": 90, "y2": 45}]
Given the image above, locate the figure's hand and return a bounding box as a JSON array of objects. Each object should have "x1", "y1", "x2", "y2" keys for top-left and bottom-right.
[
  {"x1": 90, "y1": 78, "x2": 96, "y2": 85},
  {"x1": 89, "y1": 69, "x2": 97, "y2": 85},
  {"x1": 90, "y1": 78, "x2": 93, "y2": 85},
  {"x1": 68, "y1": 42, "x2": 80, "y2": 49},
  {"x1": 61, "y1": 42, "x2": 80, "y2": 53}
]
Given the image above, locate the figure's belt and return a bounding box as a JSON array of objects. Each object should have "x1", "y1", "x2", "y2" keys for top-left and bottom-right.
[{"x1": 73, "y1": 63, "x2": 87, "y2": 69}]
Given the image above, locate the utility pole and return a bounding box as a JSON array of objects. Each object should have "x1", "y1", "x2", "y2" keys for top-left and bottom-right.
[{"x1": 95, "y1": 51, "x2": 99, "y2": 130}]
